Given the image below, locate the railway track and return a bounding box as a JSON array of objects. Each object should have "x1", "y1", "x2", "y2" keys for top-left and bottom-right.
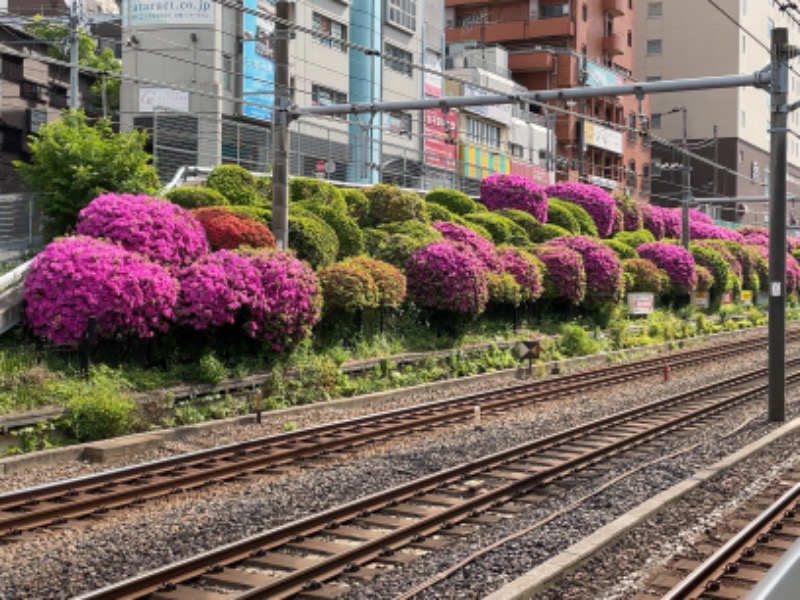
[
  {"x1": 0, "y1": 332, "x2": 780, "y2": 539},
  {"x1": 74, "y1": 356, "x2": 800, "y2": 600}
]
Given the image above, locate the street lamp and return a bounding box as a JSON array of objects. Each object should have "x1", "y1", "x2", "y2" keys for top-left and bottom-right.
[{"x1": 666, "y1": 106, "x2": 690, "y2": 248}]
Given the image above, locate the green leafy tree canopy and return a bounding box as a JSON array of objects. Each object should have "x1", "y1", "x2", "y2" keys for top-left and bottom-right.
[{"x1": 14, "y1": 110, "x2": 160, "y2": 240}]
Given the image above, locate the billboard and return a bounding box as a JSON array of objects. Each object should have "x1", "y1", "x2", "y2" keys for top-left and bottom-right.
[
  {"x1": 139, "y1": 88, "x2": 190, "y2": 112},
  {"x1": 424, "y1": 108, "x2": 458, "y2": 170},
  {"x1": 424, "y1": 51, "x2": 443, "y2": 98},
  {"x1": 123, "y1": 0, "x2": 214, "y2": 26},
  {"x1": 463, "y1": 84, "x2": 512, "y2": 125},
  {"x1": 242, "y1": 0, "x2": 275, "y2": 121}
]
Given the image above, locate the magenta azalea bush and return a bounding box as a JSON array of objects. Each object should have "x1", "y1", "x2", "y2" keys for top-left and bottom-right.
[
  {"x1": 616, "y1": 196, "x2": 643, "y2": 231},
  {"x1": 637, "y1": 241, "x2": 696, "y2": 295},
  {"x1": 76, "y1": 193, "x2": 209, "y2": 268},
  {"x1": 548, "y1": 235, "x2": 624, "y2": 305},
  {"x1": 24, "y1": 236, "x2": 178, "y2": 346},
  {"x1": 641, "y1": 204, "x2": 667, "y2": 240},
  {"x1": 480, "y1": 174, "x2": 548, "y2": 222},
  {"x1": 405, "y1": 241, "x2": 489, "y2": 316},
  {"x1": 688, "y1": 208, "x2": 713, "y2": 225},
  {"x1": 533, "y1": 244, "x2": 586, "y2": 305},
  {"x1": 545, "y1": 182, "x2": 617, "y2": 238},
  {"x1": 432, "y1": 221, "x2": 501, "y2": 272},
  {"x1": 690, "y1": 222, "x2": 745, "y2": 243},
  {"x1": 176, "y1": 250, "x2": 264, "y2": 331},
  {"x1": 246, "y1": 250, "x2": 322, "y2": 351},
  {"x1": 661, "y1": 208, "x2": 682, "y2": 239},
  {"x1": 738, "y1": 226, "x2": 770, "y2": 247},
  {"x1": 788, "y1": 254, "x2": 800, "y2": 294},
  {"x1": 497, "y1": 246, "x2": 543, "y2": 302}
]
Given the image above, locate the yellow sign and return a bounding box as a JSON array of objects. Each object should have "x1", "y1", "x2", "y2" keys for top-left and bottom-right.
[{"x1": 741, "y1": 290, "x2": 753, "y2": 306}]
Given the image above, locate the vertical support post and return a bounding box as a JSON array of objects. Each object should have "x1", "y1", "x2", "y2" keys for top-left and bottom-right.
[
  {"x1": 768, "y1": 28, "x2": 790, "y2": 422},
  {"x1": 271, "y1": 1, "x2": 294, "y2": 251},
  {"x1": 68, "y1": 0, "x2": 80, "y2": 109},
  {"x1": 681, "y1": 107, "x2": 690, "y2": 249}
]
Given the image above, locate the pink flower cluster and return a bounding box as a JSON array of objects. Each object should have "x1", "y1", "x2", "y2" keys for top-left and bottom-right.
[
  {"x1": 497, "y1": 246, "x2": 543, "y2": 302},
  {"x1": 533, "y1": 244, "x2": 586, "y2": 305},
  {"x1": 76, "y1": 193, "x2": 209, "y2": 268},
  {"x1": 690, "y1": 222, "x2": 745, "y2": 243},
  {"x1": 480, "y1": 174, "x2": 549, "y2": 222},
  {"x1": 545, "y1": 182, "x2": 617, "y2": 238},
  {"x1": 641, "y1": 204, "x2": 667, "y2": 240},
  {"x1": 24, "y1": 236, "x2": 178, "y2": 346},
  {"x1": 432, "y1": 221, "x2": 501, "y2": 272},
  {"x1": 738, "y1": 226, "x2": 770, "y2": 246},
  {"x1": 637, "y1": 241, "x2": 696, "y2": 295},
  {"x1": 788, "y1": 254, "x2": 800, "y2": 293},
  {"x1": 688, "y1": 208, "x2": 714, "y2": 225},
  {"x1": 406, "y1": 241, "x2": 489, "y2": 315},
  {"x1": 548, "y1": 235, "x2": 624, "y2": 304}
]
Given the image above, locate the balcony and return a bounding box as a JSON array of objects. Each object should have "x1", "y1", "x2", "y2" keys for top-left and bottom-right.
[
  {"x1": 447, "y1": 17, "x2": 575, "y2": 45},
  {"x1": 602, "y1": 0, "x2": 625, "y2": 17},
  {"x1": 508, "y1": 50, "x2": 556, "y2": 73},
  {"x1": 602, "y1": 34, "x2": 625, "y2": 55}
]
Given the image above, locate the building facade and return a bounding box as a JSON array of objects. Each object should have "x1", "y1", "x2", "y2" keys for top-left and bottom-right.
[
  {"x1": 445, "y1": 0, "x2": 651, "y2": 200},
  {"x1": 635, "y1": 0, "x2": 800, "y2": 225}
]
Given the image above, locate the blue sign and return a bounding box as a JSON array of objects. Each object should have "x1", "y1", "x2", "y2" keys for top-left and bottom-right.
[
  {"x1": 242, "y1": 0, "x2": 275, "y2": 121},
  {"x1": 585, "y1": 61, "x2": 620, "y2": 89}
]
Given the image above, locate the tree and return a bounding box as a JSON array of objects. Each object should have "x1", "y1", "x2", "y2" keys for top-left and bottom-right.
[
  {"x1": 24, "y1": 15, "x2": 121, "y2": 114},
  {"x1": 14, "y1": 110, "x2": 160, "y2": 241}
]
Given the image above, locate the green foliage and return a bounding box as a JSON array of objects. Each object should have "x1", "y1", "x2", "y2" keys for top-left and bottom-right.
[
  {"x1": 623, "y1": 258, "x2": 668, "y2": 294},
  {"x1": 195, "y1": 352, "x2": 228, "y2": 384},
  {"x1": 263, "y1": 353, "x2": 339, "y2": 406},
  {"x1": 487, "y1": 272, "x2": 523, "y2": 306},
  {"x1": 319, "y1": 261, "x2": 380, "y2": 312},
  {"x1": 364, "y1": 184, "x2": 427, "y2": 225},
  {"x1": 228, "y1": 205, "x2": 272, "y2": 225},
  {"x1": 288, "y1": 213, "x2": 340, "y2": 268},
  {"x1": 165, "y1": 186, "x2": 228, "y2": 209},
  {"x1": 464, "y1": 212, "x2": 530, "y2": 245},
  {"x1": 425, "y1": 202, "x2": 461, "y2": 223},
  {"x1": 603, "y1": 238, "x2": 638, "y2": 260},
  {"x1": 378, "y1": 220, "x2": 443, "y2": 245},
  {"x1": 296, "y1": 200, "x2": 364, "y2": 258},
  {"x1": 556, "y1": 323, "x2": 603, "y2": 357},
  {"x1": 206, "y1": 164, "x2": 260, "y2": 206},
  {"x1": 690, "y1": 243, "x2": 731, "y2": 310},
  {"x1": 289, "y1": 177, "x2": 347, "y2": 212},
  {"x1": 547, "y1": 199, "x2": 580, "y2": 234},
  {"x1": 9, "y1": 421, "x2": 59, "y2": 454},
  {"x1": 364, "y1": 229, "x2": 429, "y2": 269},
  {"x1": 497, "y1": 208, "x2": 540, "y2": 240},
  {"x1": 256, "y1": 176, "x2": 272, "y2": 203},
  {"x1": 615, "y1": 229, "x2": 655, "y2": 248},
  {"x1": 341, "y1": 188, "x2": 371, "y2": 226},
  {"x1": 555, "y1": 199, "x2": 599, "y2": 237},
  {"x1": 425, "y1": 187, "x2": 476, "y2": 215},
  {"x1": 14, "y1": 110, "x2": 159, "y2": 240},
  {"x1": 528, "y1": 222, "x2": 572, "y2": 243}
]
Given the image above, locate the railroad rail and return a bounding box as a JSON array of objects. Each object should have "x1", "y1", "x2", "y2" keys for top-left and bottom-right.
[
  {"x1": 0, "y1": 333, "x2": 779, "y2": 539},
  {"x1": 75, "y1": 359, "x2": 800, "y2": 599}
]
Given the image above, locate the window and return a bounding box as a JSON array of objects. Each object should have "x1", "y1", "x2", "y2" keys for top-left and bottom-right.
[
  {"x1": 0, "y1": 128, "x2": 22, "y2": 153},
  {"x1": 627, "y1": 159, "x2": 637, "y2": 189},
  {"x1": 768, "y1": 18, "x2": 774, "y2": 39},
  {"x1": 646, "y1": 76, "x2": 661, "y2": 82},
  {"x1": 509, "y1": 142, "x2": 524, "y2": 158},
  {"x1": 741, "y1": 110, "x2": 746, "y2": 127},
  {"x1": 20, "y1": 80, "x2": 42, "y2": 102},
  {"x1": 651, "y1": 114, "x2": 662, "y2": 128},
  {"x1": 386, "y1": 111, "x2": 412, "y2": 137},
  {"x1": 628, "y1": 112, "x2": 637, "y2": 143},
  {"x1": 466, "y1": 117, "x2": 501, "y2": 148},
  {"x1": 2, "y1": 55, "x2": 23, "y2": 82},
  {"x1": 223, "y1": 55, "x2": 232, "y2": 92},
  {"x1": 387, "y1": 0, "x2": 417, "y2": 32},
  {"x1": 312, "y1": 84, "x2": 347, "y2": 117},
  {"x1": 646, "y1": 39, "x2": 662, "y2": 54},
  {"x1": 49, "y1": 85, "x2": 68, "y2": 109},
  {"x1": 647, "y1": 2, "x2": 663, "y2": 17},
  {"x1": 642, "y1": 164, "x2": 651, "y2": 192},
  {"x1": 385, "y1": 43, "x2": 413, "y2": 76},
  {"x1": 581, "y1": 3, "x2": 587, "y2": 21},
  {"x1": 313, "y1": 12, "x2": 348, "y2": 52},
  {"x1": 627, "y1": 31, "x2": 632, "y2": 47}
]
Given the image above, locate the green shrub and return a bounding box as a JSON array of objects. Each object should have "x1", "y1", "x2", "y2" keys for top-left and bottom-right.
[
  {"x1": 498, "y1": 208, "x2": 540, "y2": 239},
  {"x1": 425, "y1": 188, "x2": 476, "y2": 215},
  {"x1": 464, "y1": 212, "x2": 530, "y2": 245},
  {"x1": 623, "y1": 258, "x2": 668, "y2": 294},
  {"x1": 256, "y1": 176, "x2": 272, "y2": 203},
  {"x1": 547, "y1": 199, "x2": 580, "y2": 234},
  {"x1": 341, "y1": 188, "x2": 371, "y2": 226},
  {"x1": 289, "y1": 177, "x2": 347, "y2": 212},
  {"x1": 364, "y1": 184, "x2": 426, "y2": 225},
  {"x1": 319, "y1": 261, "x2": 380, "y2": 313},
  {"x1": 556, "y1": 199, "x2": 599, "y2": 237},
  {"x1": 366, "y1": 230, "x2": 429, "y2": 270},
  {"x1": 487, "y1": 272, "x2": 522, "y2": 306},
  {"x1": 425, "y1": 202, "x2": 460, "y2": 223},
  {"x1": 58, "y1": 369, "x2": 138, "y2": 442},
  {"x1": 378, "y1": 220, "x2": 442, "y2": 246},
  {"x1": 528, "y1": 222, "x2": 572, "y2": 243},
  {"x1": 615, "y1": 229, "x2": 655, "y2": 248},
  {"x1": 228, "y1": 205, "x2": 272, "y2": 226},
  {"x1": 165, "y1": 186, "x2": 228, "y2": 209},
  {"x1": 557, "y1": 323, "x2": 602, "y2": 357},
  {"x1": 206, "y1": 164, "x2": 260, "y2": 206},
  {"x1": 295, "y1": 200, "x2": 365, "y2": 258},
  {"x1": 195, "y1": 352, "x2": 228, "y2": 384},
  {"x1": 288, "y1": 214, "x2": 340, "y2": 268},
  {"x1": 602, "y1": 238, "x2": 638, "y2": 260},
  {"x1": 690, "y1": 243, "x2": 731, "y2": 310}
]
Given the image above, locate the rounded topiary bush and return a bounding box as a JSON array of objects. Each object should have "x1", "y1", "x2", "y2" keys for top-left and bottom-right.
[
  {"x1": 528, "y1": 222, "x2": 572, "y2": 244},
  {"x1": 176, "y1": 250, "x2": 264, "y2": 331},
  {"x1": 76, "y1": 193, "x2": 209, "y2": 268},
  {"x1": 296, "y1": 200, "x2": 364, "y2": 258},
  {"x1": 661, "y1": 208, "x2": 682, "y2": 239},
  {"x1": 532, "y1": 244, "x2": 586, "y2": 305},
  {"x1": 425, "y1": 187, "x2": 476, "y2": 215},
  {"x1": 690, "y1": 243, "x2": 732, "y2": 306},
  {"x1": 366, "y1": 230, "x2": 429, "y2": 270},
  {"x1": 289, "y1": 177, "x2": 347, "y2": 213},
  {"x1": 689, "y1": 208, "x2": 714, "y2": 225},
  {"x1": 615, "y1": 229, "x2": 655, "y2": 249},
  {"x1": 739, "y1": 226, "x2": 770, "y2": 247},
  {"x1": 690, "y1": 222, "x2": 745, "y2": 243},
  {"x1": 637, "y1": 241, "x2": 696, "y2": 296},
  {"x1": 622, "y1": 258, "x2": 667, "y2": 294},
  {"x1": 548, "y1": 235, "x2": 625, "y2": 305},
  {"x1": 379, "y1": 220, "x2": 443, "y2": 246},
  {"x1": 24, "y1": 236, "x2": 178, "y2": 346},
  {"x1": 165, "y1": 185, "x2": 228, "y2": 209},
  {"x1": 206, "y1": 164, "x2": 260, "y2": 206},
  {"x1": 641, "y1": 204, "x2": 667, "y2": 240},
  {"x1": 487, "y1": 272, "x2": 523, "y2": 306},
  {"x1": 546, "y1": 199, "x2": 580, "y2": 234},
  {"x1": 318, "y1": 261, "x2": 380, "y2": 313},
  {"x1": 694, "y1": 265, "x2": 714, "y2": 292},
  {"x1": 405, "y1": 241, "x2": 489, "y2": 316},
  {"x1": 425, "y1": 202, "x2": 461, "y2": 224},
  {"x1": 432, "y1": 221, "x2": 500, "y2": 271},
  {"x1": 464, "y1": 212, "x2": 530, "y2": 246},
  {"x1": 288, "y1": 214, "x2": 340, "y2": 269},
  {"x1": 228, "y1": 205, "x2": 272, "y2": 226},
  {"x1": 345, "y1": 256, "x2": 407, "y2": 308},
  {"x1": 480, "y1": 173, "x2": 548, "y2": 222},
  {"x1": 560, "y1": 200, "x2": 599, "y2": 237},
  {"x1": 497, "y1": 245, "x2": 543, "y2": 302},
  {"x1": 341, "y1": 188, "x2": 371, "y2": 226},
  {"x1": 616, "y1": 195, "x2": 643, "y2": 231},
  {"x1": 364, "y1": 184, "x2": 426, "y2": 225},
  {"x1": 545, "y1": 182, "x2": 616, "y2": 238},
  {"x1": 197, "y1": 211, "x2": 276, "y2": 251},
  {"x1": 602, "y1": 238, "x2": 638, "y2": 260},
  {"x1": 497, "y1": 208, "x2": 539, "y2": 239}
]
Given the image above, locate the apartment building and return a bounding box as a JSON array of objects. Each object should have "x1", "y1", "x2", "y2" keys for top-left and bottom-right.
[
  {"x1": 635, "y1": 0, "x2": 800, "y2": 225},
  {"x1": 445, "y1": 0, "x2": 651, "y2": 200}
]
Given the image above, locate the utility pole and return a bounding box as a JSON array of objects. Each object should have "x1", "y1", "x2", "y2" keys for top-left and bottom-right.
[
  {"x1": 271, "y1": 1, "x2": 294, "y2": 251},
  {"x1": 680, "y1": 107, "x2": 690, "y2": 249},
  {"x1": 68, "y1": 0, "x2": 81, "y2": 109}
]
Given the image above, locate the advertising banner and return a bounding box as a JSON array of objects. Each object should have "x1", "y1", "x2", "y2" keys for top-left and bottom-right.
[
  {"x1": 138, "y1": 88, "x2": 190, "y2": 112},
  {"x1": 424, "y1": 108, "x2": 458, "y2": 170},
  {"x1": 627, "y1": 292, "x2": 655, "y2": 315},
  {"x1": 584, "y1": 122, "x2": 623, "y2": 154},
  {"x1": 463, "y1": 84, "x2": 512, "y2": 125},
  {"x1": 510, "y1": 161, "x2": 551, "y2": 186},
  {"x1": 424, "y1": 51, "x2": 443, "y2": 98},
  {"x1": 692, "y1": 291, "x2": 710, "y2": 309},
  {"x1": 242, "y1": 0, "x2": 275, "y2": 121},
  {"x1": 123, "y1": 0, "x2": 214, "y2": 26}
]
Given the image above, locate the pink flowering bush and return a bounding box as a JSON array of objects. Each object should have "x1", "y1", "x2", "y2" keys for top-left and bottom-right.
[
  {"x1": 548, "y1": 235, "x2": 624, "y2": 305},
  {"x1": 345, "y1": 256, "x2": 407, "y2": 308},
  {"x1": 738, "y1": 226, "x2": 770, "y2": 247},
  {"x1": 637, "y1": 241, "x2": 696, "y2": 296},
  {"x1": 405, "y1": 241, "x2": 489, "y2": 316},
  {"x1": 318, "y1": 262, "x2": 380, "y2": 313},
  {"x1": 688, "y1": 208, "x2": 714, "y2": 225},
  {"x1": 690, "y1": 222, "x2": 745, "y2": 243},
  {"x1": 246, "y1": 250, "x2": 322, "y2": 352},
  {"x1": 24, "y1": 236, "x2": 178, "y2": 346},
  {"x1": 432, "y1": 221, "x2": 501, "y2": 272},
  {"x1": 497, "y1": 246, "x2": 543, "y2": 302},
  {"x1": 533, "y1": 244, "x2": 586, "y2": 305},
  {"x1": 176, "y1": 250, "x2": 264, "y2": 331},
  {"x1": 661, "y1": 208, "x2": 682, "y2": 239},
  {"x1": 788, "y1": 253, "x2": 800, "y2": 294},
  {"x1": 641, "y1": 204, "x2": 667, "y2": 240},
  {"x1": 616, "y1": 195, "x2": 643, "y2": 231},
  {"x1": 480, "y1": 174, "x2": 548, "y2": 222},
  {"x1": 76, "y1": 193, "x2": 209, "y2": 268},
  {"x1": 545, "y1": 182, "x2": 617, "y2": 238}
]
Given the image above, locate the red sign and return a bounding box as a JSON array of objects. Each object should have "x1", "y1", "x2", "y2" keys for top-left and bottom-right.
[
  {"x1": 510, "y1": 161, "x2": 551, "y2": 187},
  {"x1": 424, "y1": 108, "x2": 458, "y2": 170}
]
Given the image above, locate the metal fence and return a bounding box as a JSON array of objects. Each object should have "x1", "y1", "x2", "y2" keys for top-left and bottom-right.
[{"x1": 0, "y1": 194, "x2": 41, "y2": 262}]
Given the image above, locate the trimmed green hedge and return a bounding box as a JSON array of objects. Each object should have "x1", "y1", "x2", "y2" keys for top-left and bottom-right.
[
  {"x1": 602, "y1": 239, "x2": 638, "y2": 260},
  {"x1": 341, "y1": 188, "x2": 371, "y2": 226},
  {"x1": 288, "y1": 213, "x2": 340, "y2": 269},
  {"x1": 165, "y1": 186, "x2": 228, "y2": 209},
  {"x1": 553, "y1": 198, "x2": 598, "y2": 237},
  {"x1": 206, "y1": 164, "x2": 260, "y2": 206},
  {"x1": 364, "y1": 184, "x2": 427, "y2": 226},
  {"x1": 464, "y1": 212, "x2": 529, "y2": 246},
  {"x1": 546, "y1": 199, "x2": 580, "y2": 234},
  {"x1": 425, "y1": 187, "x2": 476, "y2": 215},
  {"x1": 528, "y1": 222, "x2": 572, "y2": 243},
  {"x1": 290, "y1": 177, "x2": 347, "y2": 213},
  {"x1": 296, "y1": 200, "x2": 364, "y2": 258},
  {"x1": 614, "y1": 229, "x2": 655, "y2": 248}
]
